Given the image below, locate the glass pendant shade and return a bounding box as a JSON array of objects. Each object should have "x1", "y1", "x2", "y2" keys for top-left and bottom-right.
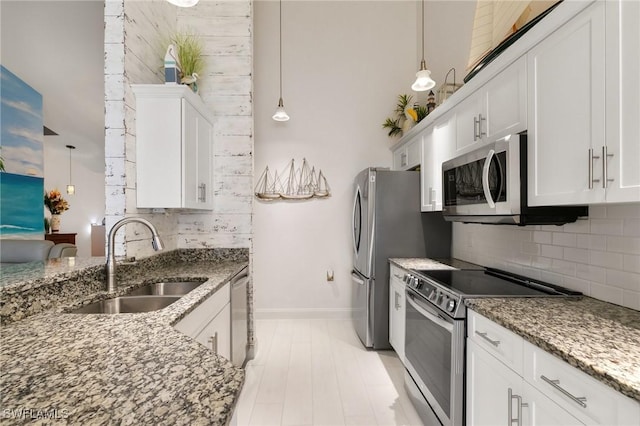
[
  {"x1": 166, "y1": 0, "x2": 199, "y2": 7},
  {"x1": 66, "y1": 144, "x2": 76, "y2": 195},
  {"x1": 412, "y1": 60, "x2": 436, "y2": 92},
  {"x1": 272, "y1": 98, "x2": 290, "y2": 122}
]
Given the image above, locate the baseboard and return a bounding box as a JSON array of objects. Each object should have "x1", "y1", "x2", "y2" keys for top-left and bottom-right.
[{"x1": 254, "y1": 308, "x2": 353, "y2": 320}]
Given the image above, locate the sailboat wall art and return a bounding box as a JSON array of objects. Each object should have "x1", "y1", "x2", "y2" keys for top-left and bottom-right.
[
  {"x1": 255, "y1": 158, "x2": 331, "y2": 201},
  {"x1": 0, "y1": 65, "x2": 45, "y2": 239}
]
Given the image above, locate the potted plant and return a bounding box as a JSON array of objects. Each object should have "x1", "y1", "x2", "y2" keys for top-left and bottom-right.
[
  {"x1": 44, "y1": 189, "x2": 69, "y2": 232},
  {"x1": 171, "y1": 31, "x2": 204, "y2": 93}
]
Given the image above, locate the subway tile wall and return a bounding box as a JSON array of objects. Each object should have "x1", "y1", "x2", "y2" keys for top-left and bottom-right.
[{"x1": 452, "y1": 203, "x2": 640, "y2": 311}]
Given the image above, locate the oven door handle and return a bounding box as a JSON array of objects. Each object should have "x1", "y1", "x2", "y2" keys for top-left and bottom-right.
[
  {"x1": 482, "y1": 149, "x2": 496, "y2": 209},
  {"x1": 406, "y1": 292, "x2": 453, "y2": 332}
]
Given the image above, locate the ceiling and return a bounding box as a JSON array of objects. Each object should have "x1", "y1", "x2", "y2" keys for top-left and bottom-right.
[{"x1": 0, "y1": 0, "x2": 105, "y2": 173}]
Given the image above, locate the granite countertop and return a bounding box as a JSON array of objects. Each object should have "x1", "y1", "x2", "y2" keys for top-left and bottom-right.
[
  {"x1": 0, "y1": 249, "x2": 248, "y2": 425},
  {"x1": 390, "y1": 257, "x2": 483, "y2": 271},
  {"x1": 466, "y1": 297, "x2": 640, "y2": 402}
]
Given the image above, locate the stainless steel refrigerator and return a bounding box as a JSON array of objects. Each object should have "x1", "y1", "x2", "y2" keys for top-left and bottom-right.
[{"x1": 351, "y1": 168, "x2": 451, "y2": 349}]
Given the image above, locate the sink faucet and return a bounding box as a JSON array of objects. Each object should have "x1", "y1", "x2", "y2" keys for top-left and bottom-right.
[{"x1": 106, "y1": 217, "x2": 164, "y2": 292}]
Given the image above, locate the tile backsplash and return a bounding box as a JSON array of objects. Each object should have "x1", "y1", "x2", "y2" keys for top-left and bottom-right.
[{"x1": 452, "y1": 203, "x2": 640, "y2": 311}]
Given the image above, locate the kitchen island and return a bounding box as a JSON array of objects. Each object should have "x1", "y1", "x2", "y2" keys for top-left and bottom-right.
[{"x1": 0, "y1": 249, "x2": 247, "y2": 425}]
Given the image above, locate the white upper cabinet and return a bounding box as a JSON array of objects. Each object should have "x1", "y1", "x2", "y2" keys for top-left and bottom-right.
[
  {"x1": 392, "y1": 134, "x2": 422, "y2": 171},
  {"x1": 527, "y1": 2, "x2": 605, "y2": 206},
  {"x1": 483, "y1": 56, "x2": 528, "y2": 142},
  {"x1": 604, "y1": 0, "x2": 640, "y2": 203},
  {"x1": 528, "y1": 1, "x2": 639, "y2": 206},
  {"x1": 422, "y1": 113, "x2": 455, "y2": 212},
  {"x1": 133, "y1": 85, "x2": 214, "y2": 210},
  {"x1": 454, "y1": 57, "x2": 527, "y2": 155}
]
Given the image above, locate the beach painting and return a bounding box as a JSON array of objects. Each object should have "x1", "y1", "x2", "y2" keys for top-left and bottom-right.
[{"x1": 0, "y1": 65, "x2": 44, "y2": 239}]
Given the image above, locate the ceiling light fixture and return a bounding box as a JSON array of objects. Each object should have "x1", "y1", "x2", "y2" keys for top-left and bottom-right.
[
  {"x1": 66, "y1": 145, "x2": 76, "y2": 195},
  {"x1": 412, "y1": 0, "x2": 436, "y2": 92},
  {"x1": 272, "y1": 0, "x2": 290, "y2": 122},
  {"x1": 166, "y1": 0, "x2": 199, "y2": 7}
]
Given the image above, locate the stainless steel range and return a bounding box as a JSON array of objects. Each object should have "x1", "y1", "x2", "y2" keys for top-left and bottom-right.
[{"x1": 402, "y1": 267, "x2": 581, "y2": 426}]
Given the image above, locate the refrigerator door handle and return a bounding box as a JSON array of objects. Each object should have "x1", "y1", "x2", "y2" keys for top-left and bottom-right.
[
  {"x1": 352, "y1": 186, "x2": 361, "y2": 256},
  {"x1": 351, "y1": 271, "x2": 365, "y2": 286}
]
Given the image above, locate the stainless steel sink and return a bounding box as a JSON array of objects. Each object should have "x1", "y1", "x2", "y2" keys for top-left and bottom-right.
[
  {"x1": 70, "y1": 296, "x2": 181, "y2": 314},
  {"x1": 127, "y1": 281, "x2": 206, "y2": 296}
]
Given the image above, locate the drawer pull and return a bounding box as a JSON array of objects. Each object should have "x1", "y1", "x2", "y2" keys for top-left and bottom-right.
[
  {"x1": 393, "y1": 274, "x2": 403, "y2": 280},
  {"x1": 475, "y1": 330, "x2": 500, "y2": 347},
  {"x1": 540, "y1": 375, "x2": 587, "y2": 408}
]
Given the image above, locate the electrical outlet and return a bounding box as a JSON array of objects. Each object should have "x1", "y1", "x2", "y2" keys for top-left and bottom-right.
[{"x1": 326, "y1": 269, "x2": 334, "y2": 282}]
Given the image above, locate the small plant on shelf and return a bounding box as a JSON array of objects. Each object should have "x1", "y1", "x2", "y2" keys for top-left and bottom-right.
[{"x1": 382, "y1": 94, "x2": 432, "y2": 138}]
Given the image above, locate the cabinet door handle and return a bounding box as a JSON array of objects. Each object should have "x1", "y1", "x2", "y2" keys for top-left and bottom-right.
[
  {"x1": 473, "y1": 116, "x2": 479, "y2": 141},
  {"x1": 478, "y1": 114, "x2": 486, "y2": 138},
  {"x1": 540, "y1": 375, "x2": 587, "y2": 408},
  {"x1": 208, "y1": 332, "x2": 218, "y2": 354},
  {"x1": 401, "y1": 152, "x2": 407, "y2": 167},
  {"x1": 395, "y1": 291, "x2": 401, "y2": 310},
  {"x1": 198, "y1": 183, "x2": 206, "y2": 202},
  {"x1": 602, "y1": 146, "x2": 614, "y2": 189},
  {"x1": 588, "y1": 148, "x2": 601, "y2": 189},
  {"x1": 475, "y1": 330, "x2": 500, "y2": 347},
  {"x1": 508, "y1": 388, "x2": 528, "y2": 426}
]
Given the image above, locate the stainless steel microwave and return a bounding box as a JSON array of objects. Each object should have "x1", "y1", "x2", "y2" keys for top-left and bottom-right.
[{"x1": 442, "y1": 133, "x2": 587, "y2": 225}]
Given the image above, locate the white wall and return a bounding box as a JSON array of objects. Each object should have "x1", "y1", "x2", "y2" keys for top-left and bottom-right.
[
  {"x1": 452, "y1": 203, "x2": 640, "y2": 311},
  {"x1": 253, "y1": 1, "x2": 418, "y2": 317},
  {"x1": 43, "y1": 145, "x2": 105, "y2": 257}
]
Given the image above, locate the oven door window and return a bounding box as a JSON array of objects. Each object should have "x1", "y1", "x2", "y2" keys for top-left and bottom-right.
[
  {"x1": 444, "y1": 151, "x2": 507, "y2": 207},
  {"x1": 405, "y1": 293, "x2": 452, "y2": 417}
]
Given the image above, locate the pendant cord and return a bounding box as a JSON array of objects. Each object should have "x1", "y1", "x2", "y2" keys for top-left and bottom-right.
[
  {"x1": 279, "y1": 0, "x2": 283, "y2": 99},
  {"x1": 420, "y1": 0, "x2": 425, "y2": 62}
]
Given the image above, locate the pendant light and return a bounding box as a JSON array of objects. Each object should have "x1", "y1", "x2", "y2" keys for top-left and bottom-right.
[
  {"x1": 66, "y1": 145, "x2": 76, "y2": 195},
  {"x1": 272, "y1": 0, "x2": 290, "y2": 122},
  {"x1": 412, "y1": 0, "x2": 436, "y2": 92},
  {"x1": 166, "y1": 0, "x2": 199, "y2": 7}
]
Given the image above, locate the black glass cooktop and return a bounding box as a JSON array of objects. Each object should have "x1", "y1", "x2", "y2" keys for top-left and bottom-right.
[{"x1": 414, "y1": 269, "x2": 573, "y2": 298}]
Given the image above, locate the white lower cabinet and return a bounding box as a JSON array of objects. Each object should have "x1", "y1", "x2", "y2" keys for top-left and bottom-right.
[
  {"x1": 194, "y1": 303, "x2": 230, "y2": 360},
  {"x1": 524, "y1": 340, "x2": 640, "y2": 426},
  {"x1": 174, "y1": 283, "x2": 231, "y2": 360},
  {"x1": 467, "y1": 339, "x2": 525, "y2": 426},
  {"x1": 467, "y1": 310, "x2": 640, "y2": 426},
  {"x1": 389, "y1": 264, "x2": 406, "y2": 362},
  {"x1": 520, "y1": 381, "x2": 585, "y2": 426}
]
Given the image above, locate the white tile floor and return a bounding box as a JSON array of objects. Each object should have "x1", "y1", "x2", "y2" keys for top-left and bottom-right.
[{"x1": 233, "y1": 319, "x2": 424, "y2": 426}]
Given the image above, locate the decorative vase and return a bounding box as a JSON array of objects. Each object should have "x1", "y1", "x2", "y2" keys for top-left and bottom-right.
[{"x1": 50, "y1": 214, "x2": 61, "y2": 233}]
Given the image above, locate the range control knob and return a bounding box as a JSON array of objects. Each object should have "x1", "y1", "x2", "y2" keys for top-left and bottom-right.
[
  {"x1": 429, "y1": 289, "x2": 437, "y2": 300},
  {"x1": 403, "y1": 274, "x2": 411, "y2": 284},
  {"x1": 413, "y1": 278, "x2": 422, "y2": 290},
  {"x1": 447, "y1": 299, "x2": 456, "y2": 313},
  {"x1": 436, "y1": 293, "x2": 444, "y2": 305}
]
